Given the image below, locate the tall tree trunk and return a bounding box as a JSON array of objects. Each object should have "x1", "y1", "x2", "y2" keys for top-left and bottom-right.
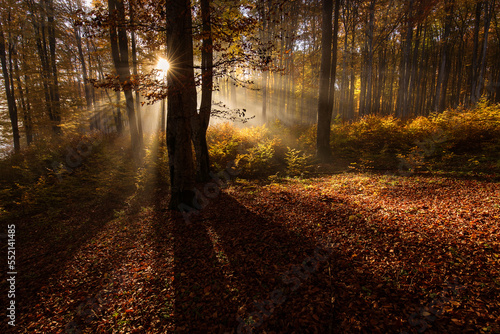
[
  {"x1": 115, "y1": 91, "x2": 123, "y2": 133},
  {"x1": 375, "y1": 46, "x2": 386, "y2": 115},
  {"x1": 130, "y1": 0, "x2": 143, "y2": 145},
  {"x1": 74, "y1": 24, "x2": 92, "y2": 111},
  {"x1": 108, "y1": 0, "x2": 139, "y2": 148},
  {"x1": 259, "y1": 1, "x2": 268, "y2": 123},
  {"x1": 396, "y1": 0, "x2": 414, "y2": 118},
  {"x1": 166, "y1": 0, "x2": 197, "y2": 210},
  {"x1": 409, "y1": 23, "x2": 421, "y2": 117},
  {"x1": 14, "y1": 48, "x2": 32, "y2": 145},
  {"x1": 364, "y1": 0, "x2": 375, "y2": 115},
  {"x1": 45, "y1": 0, "x2": 61, "y2": 134},
  {"x1": 340, "y1": 7, "x2": 349, "y2": 120},
  {"x1": 192, "y1": 0, "x2": 213, "y2": 182},
  {"x1": 0, "y1": 21, "x2": 20, "y2": 152},
  {"x1": 435, "y1": 0, "x2": 454, "y2": 112},
  {"x1": 19, "y1": 43, "x2": 33, "y2": 145},
  {"x1": 348, "y1": 25, "x2": 356, "y2": 120},
  {"x1": 326, "y1": 0, "x2": 341, "y2": 115},
  {"x1": 417, "y1": 24, "x2": 429, "y2": 116},
  {"x1": 475, "y1": 0, "x2": 492, "y2": 102},
  {"x1": 160, "y1": 98, "x2": 166, "y2": 133},
  {"x1": 262, "y1": 70, "x2": 268, "y2": 123},
  {"x1": 316, "y1": 0, "x2": 334, "y2": 161},
  {"x1": 471, "y1": 1, "x2": 482, "y2": 104}
]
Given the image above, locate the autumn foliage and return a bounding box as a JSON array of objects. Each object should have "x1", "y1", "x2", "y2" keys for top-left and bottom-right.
[{"x1": 207, "y1": 102, "x2": 500, "y2": 178}]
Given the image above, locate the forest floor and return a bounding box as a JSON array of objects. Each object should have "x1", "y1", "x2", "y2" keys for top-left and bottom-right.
[{"x1": 1, "y1": 137, "x2": 500, "y2": 334}]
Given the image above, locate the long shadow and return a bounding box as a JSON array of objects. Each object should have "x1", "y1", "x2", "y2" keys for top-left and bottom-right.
[
  {"x1": 152, "y1": 189, "x2": 327, "y2": 332},
  {"x1": 150, "y1": 175, "x2": 493, "y2": 333},
  {"x1": 203, "y1": 192, "x2": 337, "y2": 333},
  {"x1": 273, "y1": 183, "x2": 491, "y2": 333},
  {"x1": 0, "y1": 149, "x2": 138, "y2": 333}
]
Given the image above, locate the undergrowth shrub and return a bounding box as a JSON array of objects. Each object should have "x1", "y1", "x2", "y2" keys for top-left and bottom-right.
[
  {"x1": 298, "y1": 125, "x2": 317, "y2": 152},
  {"x1": 207, "y1": 102, "x2": 500, "y2": 177},
  {"x1": 207, "y1": 122, "x2": 290, "y2": 177},
  {"x1": 207, "y1": 123, "x2": 242, "y2": 170},
  {"x1": 332, "y1": 115, "x2": 407, "y2": 169},
  {"x1": 285, "y1": 147, "x2": 314, "y2": 177},
  {"x1": 421, "y1": 101, "x2": 500, "y2": 172},
  {"x1": 0, "y1": 132, "x2": 108, "y2": 213},
  {"x1": 236, "y1": 138, "x2": 281, "y2": 177},
  {"x1": 430, "y1": 101, "x2": 500, "y2": 155}
]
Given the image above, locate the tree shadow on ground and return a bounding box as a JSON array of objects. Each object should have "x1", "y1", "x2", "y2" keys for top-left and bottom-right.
[
  {"x1": 0, "y1": 151, "x2": 138, "y2": 333},
  {"x1": 152, "y1": 189, "x2": 336, "y2": 333}
]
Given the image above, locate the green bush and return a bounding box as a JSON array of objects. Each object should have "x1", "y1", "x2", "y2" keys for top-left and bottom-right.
[
  {"x1": 430, "y1": 101, "x2": 500, "y2": 154},
  {"x1": 206, "y1": 103, "x2": 500, "y2": 177},
  {"x1": 0, "y1": 132, "x2": 108, "y2": 213},
  {"x1": 236, "y1": 138, "x2": 281, "y2": 177},
  {"x1": 298, "y1": 125, "x2": 317, "y2": 152},
  {"x1": 331, "y1": 115, "x2": 407, "y2": 169},
  {"x1": 207, "y1": 123, "x2": 242, "y2": 170},
  {"x1": 285, "y1": 147, "x2": 314, "y2": 177},
  {"x1": 207, "y1": 122, "x2": 290, "y2": 177}
]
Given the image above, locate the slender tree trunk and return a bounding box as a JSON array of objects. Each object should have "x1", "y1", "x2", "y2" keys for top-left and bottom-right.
[
  {"x1": 375, "y1": 46, "x2": 386, "y2": 115},
  {"x1": 327, "y1": 0, "x2": 341, "y2": 114},
  {"x1": 409, "y1": 23, "x2": 421, "y2": 117},
  {"x1": 20, "y1": 46, "x2": 33, "y2": 145},
  {"x1": 475, "y1": 0, "x2": 492, "y2": 102},
  {"x1": 300, "y1": 50, "x2": 306, "y2": 122},
  {"x1": 365, "y1": 0, "x2": 375, "y2": 115},
  {"x1": 0, "y1": 21, "x2": 19, "y2": 152},
  {"x1": 108, "y1": 0, "x2": 139, "y2": 148},
  {"x1": 316, "y1": 0, "x2": 334, "y2": 161},
  {"x1": 471, "y1": 1, "x2": 482, "y2": 104},
  {"x1": 396, "y1": 0, "x2": 414, "y2": 118},
  {"x1": 45, "y1": 0, "x2": 61, "y2": 134},
  {"x1": 435, "y1": 0, "x2": 454, "y2": 112},
  {"x1": 115, "y1": 91, "x2": 123, "y2": 133},
  {"x1": 13, "y1": 50, "x2": 31, "y2": 145},
  {"x1": 191, "y1": 0, "x2": 213, "y2": 182},
  {"x1": 130, "y1": 0, "x2": 143, "y2": 144},
  {"x1": 74, "y1": 25, "x2": 92, "y2": 111},
  {"x1": 349, "y1": 26, "x2": 356, "y2": 120},
  {"x1": 160, "y1": 98, "x2": 166, "y2": 133},
  {"x1": 340, "y1": 11, "x2": 349, "y2": 119},
  {"x1": 259, "y1": 1, "x2": 268, "y2": 123},
  {"x1": 417, "y1": 24, "x2": 429, "y2": 116}
]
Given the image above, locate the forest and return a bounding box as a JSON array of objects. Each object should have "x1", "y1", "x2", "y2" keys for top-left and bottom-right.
[{"x1": 0, "y1": 0, "x2": 499, "y2": 333}]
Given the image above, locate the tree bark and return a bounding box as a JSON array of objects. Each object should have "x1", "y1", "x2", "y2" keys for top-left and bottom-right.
[
  {"x1": 130, "y1": 0, "x2": 143, "y2": 145},
  {"x1": 435, "y1": 0, "x2": 454, "y2": 112},
  {"x1": 475, "y1": 0, "x2": 492, "y2": 102},
  {"x1": 0, "y1": 21, "x2": 20, "y2": 152},
  {"x1": 191, "y1": 0, "x2": 213, "y2": 182},
  {"x1": 74, "y1": 25, "x2": 93, "y2": 111},
  {"x1": 108, "y1": 0, "x2": 140, "y2": 148},
  {"x1": 396, "y1": 0, "x2": 414, "y2": 118},
  {"x1": 316, "y1": 0, "x2": 334, "y2": 161},
  {"x1": 45, "y1": 0, "x2": 61, "y2": 134},
  {"x1": 166, "y1": 0, "x2": 197, "y2": 210},
  {"x1": 471, "y1": 1, "x2": 482, "y2": 104},
  {"x1": 327, "y1": 0, "x2": 341, "y2": 116}
]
